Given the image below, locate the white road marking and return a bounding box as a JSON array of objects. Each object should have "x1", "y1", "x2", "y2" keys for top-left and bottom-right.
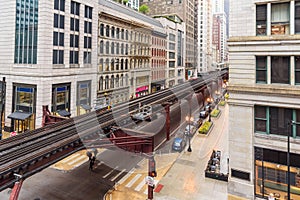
[
  {"x1": 134, "y1": 176, "x2": 146, "y2": 191},
  {"x1": 68, "y1": 155, "x2": 87, "y2": 165},
  {"x1": 110, "y1": 169, "x2": 126, "y2": 182},
  {"x1": 103, "y1": 166, "x2": 118, "y2": 179},
  {"x1": 125, "y1": 174, "x2": 141, "y2": 188},
  {"x1": 118, "y1": 168, "x2": 135, "y2": 184}
]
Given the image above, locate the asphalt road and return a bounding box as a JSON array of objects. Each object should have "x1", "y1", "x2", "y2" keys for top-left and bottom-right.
[{"x1": 0, "y1": 149, "x2": 142, "y2": 200}]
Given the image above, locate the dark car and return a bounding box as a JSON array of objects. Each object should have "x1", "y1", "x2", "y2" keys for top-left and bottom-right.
[
  {"x1": 194, "y1": 118, "x2": 203, "y2": 128},
  {"x1": 172, "y1": 137, "x2": 186, "y2": 151},
  {"x1": 199, "y1": 110, "x2": 209, "y2": 119}
]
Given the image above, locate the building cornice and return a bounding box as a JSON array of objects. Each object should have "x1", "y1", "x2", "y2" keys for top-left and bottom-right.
[
  {"x1": 227, "y1": 84, "x2": 300, "y2": 97},
  {"x1": 228, "y1": 35, "x2": 300, "y2": 43}
]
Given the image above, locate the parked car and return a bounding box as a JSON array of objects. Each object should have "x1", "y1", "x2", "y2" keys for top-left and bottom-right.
[
  {"x1": 184, "y1": 124, "x2": 196, "y2": 136},
  {"x1": 194, "y1": 118, "x2": 203, "y2": 128},
  {"x1": 172, "y1": 137, "x2": 186, "y2": 151},
  {"x1": 199, "y1": 110, "x2": 209, "y2": 119}
]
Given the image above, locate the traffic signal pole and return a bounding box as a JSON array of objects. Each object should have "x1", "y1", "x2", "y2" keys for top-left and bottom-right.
[{"x1": 148, "y1": 156, "x2": 156, "y2": 200}]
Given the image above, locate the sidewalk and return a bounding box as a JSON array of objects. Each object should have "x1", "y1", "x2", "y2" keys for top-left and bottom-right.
[{"x1": 105, "y1": 103, "x2": 242, "y2": 200}]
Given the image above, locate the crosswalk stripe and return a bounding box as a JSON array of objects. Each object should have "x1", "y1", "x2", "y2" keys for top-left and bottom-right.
[
  {"x1": 110, "y1": 169, "x2": 126, "y2": 182},
  {"x1": 134, "y1": 177, "x2": 146, "y2": 191},
  {"x1": 118, "y1": 169, "x2": 134, "y2": 184},
  {"x1": 68, "y1": 155, "x2": 87, "y2": 165},
  {"x1": 73, "y1": 158, "x2": 88, "y2": 168},
  {"x1": 62, "y1": 153, "x2": 81, "y2": 163},
  {"x1": 125, "y1": 174, "x2": 141, "y2": 188},
  {"x1": 103, "y1": 166, "x2": 118, "y2": 179}
]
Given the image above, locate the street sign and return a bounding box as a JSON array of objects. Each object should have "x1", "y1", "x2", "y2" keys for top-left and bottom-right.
[{"x1": 145, "y1": 176, "x2": 154, "y2": 187}]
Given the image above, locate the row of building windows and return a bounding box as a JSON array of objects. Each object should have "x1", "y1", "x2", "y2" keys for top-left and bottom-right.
[
  {"x1": 99, "y1": 41, "x2": 150, "y2": 56},
  {"x1": 98, "y1": 58, "x2": 150, "y2": 72},
  {"x1": 256, "y1": 1, "x2": 300, "y2": 35},
  {"x1": 98, "y1": 74, "x2": 129, "y2": 91},
  {"x1": 99, "y1": 24, "x2": 150, "y2": 43},
  {"x1": 256, "y1": 56, "x2": 300, "y2": 85},
  {"x1": 53, "y1": 1, "x2": 93, "y2": 65},
  {"x1": 254, "y1": 105, "x2": 300, "y2": 137}
]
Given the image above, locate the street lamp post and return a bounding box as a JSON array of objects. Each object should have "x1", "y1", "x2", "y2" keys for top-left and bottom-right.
[
  {"x1": 185, "y1": 115, "x2": 193, "y2": 152},
  {"x1": 287, "y1": 120, "x2": 300, "y2": 200}
]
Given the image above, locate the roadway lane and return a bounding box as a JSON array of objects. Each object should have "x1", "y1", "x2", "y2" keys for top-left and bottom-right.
[{"x1": 0, "y1": 148, "x2": 143, "y2": 200}]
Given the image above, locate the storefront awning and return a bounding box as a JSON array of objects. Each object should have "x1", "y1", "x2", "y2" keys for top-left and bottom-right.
[
  {"x1": 8, "y1": 111, "x2": 32, "y2": 120},
  {"x1": 58, "y1": 110, "x2": 71, "y2": 117},
  {"x1": 81, "y1": 104, "x2": 92, "y2": 111}
]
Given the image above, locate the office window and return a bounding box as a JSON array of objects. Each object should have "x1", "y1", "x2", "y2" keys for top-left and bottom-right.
[
  {"x1": 116, "y1": 28, "x2": 120, "y2": 39},
  {"x1": 84, "y1": 36, "x2": 91, "y2": 49},
  {"x1": 84, "y1": 21, "x2": 92, "y2": 34},
  {"x1": 71, "y1": 1, "x2": 80, "y2": 15},
  {"x1": 297, "y1": 109, "x2": 300, "y2": 137},
  {"x1": 296, "y1": 56, "x2": 300, "y2": 84},
  {"x1": 70, "y1": 50, "x2": 79, "y2": 64},
  {"x1": 256, "y1": 56, "x2": 267, "y2": 83},
  {"x1": 15, "y1": 0, "x2": 39, "y2": 64},
  {"x1": 271, "y1": 3, "x2": 290, "y2": 35},
  {"x1": 111, "y1": 42, "x2": 115, "y2": 54},
  {"x1": 169, "y1": 43, "x2": 175, "y2": 50},
  {"x1": 271, "y1": 56, "x2": 290, "y2": 84},
  {"x1": 54, "y1": 0, "x2": 65, "y2": 11},
  {"x1": 296, "y1": 1, "x2": 300, "y2": 33},
  {"x1": 85, "y1": 5, "x2": 93, "y2": 19},
  {"x1": 70, "y1": 18, "x2": 79, "y2": 31},
  {"x1": 106, "y1": 41, "x2": 109, "y2": 54},
  {"x1": 53, "y1": 32, "x2": 64, "y2": 46},
  {"x1": 84, "y1": 51, "x2": 91, "y2": 64},
  {"x1": 169, "y1": 52, "x2": 175, "y2": 59},
  {"x1": 54, "y1": 14, "x2": 65, "y2": 29},
  {"x1": 70, "y1": 34, "x2": 79, "y2": 48},
  {"x1": 116, "y1": 43, "x2": 119, "y2": 54},
  {"x1": 254, "y1": 106, "x2": 267, "y2": 133},
  {"x1": 53, "y1": 50, "x2": 64, "y2": 64},
  {"x1": 169, "y1": 33, "x2": 176, "y2": 41},
  {"x1": 256, "y1": 4, "x2": 267, "y2": 35}
]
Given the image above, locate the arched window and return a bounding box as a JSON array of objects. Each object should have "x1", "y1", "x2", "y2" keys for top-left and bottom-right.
[
  {"x1": 111, "y1": 59, "x2": 114, "y2": 71},
  {"x1": 100, "y1": 40, "x2": 104, "y2": 54},
  {"x1": 111, "y1": 75, "x2": 114, "y2": 88},
  {"x1": 121, "y1": 29, "x2": 124, "y2": 39},
  {"x1": 116, "y1": 43, "x2": 119, "y2": 54},
  {"x1": 111, "y1": 42, "x2": 115, "y2": 54},
  {"x1": 100, "y1": 24, "x2": 104, "y2": 36},
  {"x1": 99, "y1": 76, "x2": 103, "y2": 91},
  {"x1": 125, "y1": 59, "x2": 128, "y2": 70},
  {"x1": 116, "y1": 28, "x2": 120, "y2": 39},
  {"x1": 121, "y1": 59, "x2": 124, "y2": 70},
  {"x1": 125, "y1": 44, "x2": 128, "y2": 55},
  {"x1": 116, "y1": 75, "x2": 119, "y2": 88},
  {"x1": 111, "y1": 27, "x2": 115, "y2": 38},
  {"x1": 99, "y1": 58, "x2": 103, "y2": 72},
  {"x1": 125, "y1": 74, "x2": 128, "y2": 86},
  {"x1": 116, "y1": 59, "x2": 119, "y2": 71},
  {"x1": 125, "y1": 30, "x2": 128, "y2": 40},
  {"x1": 106, "y1": 41, "x2": 109, "y2": 54},
  {"x1": 105, "y1": 76, "x2": 109, "y2": 89},
  {"x1": 120, "y1": 74, "x2": 124, "y2": 86},
  {"x1": 106, "y1": 25, "x2": 110, "y2": 37},
  {"x1": 105, "y1": 58, "x2": 109, "y2": 71},
  {"x1": 121, "y1": 43, "x2": 124, "y2": 55}
]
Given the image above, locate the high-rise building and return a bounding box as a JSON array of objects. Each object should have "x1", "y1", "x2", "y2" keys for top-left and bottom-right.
[
  {"x1": 198, "y1": 0, "x2": 213, "y2": 73},
  {"x1": 228, "y1": 0, "x2": 300, "y2": 199},
  {"x1": 140, "y1": 0, "x2": 197, "y2": 79},
  {"x1": 212, "y1": 0, "x2": 228, "y2": 66}
]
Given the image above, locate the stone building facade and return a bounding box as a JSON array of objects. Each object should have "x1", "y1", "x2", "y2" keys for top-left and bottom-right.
[{"x1": 228, "y1": 0, "x2": 300, "y2": 199}]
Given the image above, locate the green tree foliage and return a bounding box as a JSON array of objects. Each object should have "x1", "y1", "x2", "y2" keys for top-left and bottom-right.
[{"x1": 139, "y1": 4, "x2": 149, "y2": 14}]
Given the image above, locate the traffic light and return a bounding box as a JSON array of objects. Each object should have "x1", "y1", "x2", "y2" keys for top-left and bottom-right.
[
  {"x1": 149, "y1": 158, "x2": 157, "y2": 177},
  {"x1": 150, "y1": 170, "x2": 157, "y2": 177}
]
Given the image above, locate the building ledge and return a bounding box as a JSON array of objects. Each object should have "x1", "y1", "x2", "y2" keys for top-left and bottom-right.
[
  {"x1": 228, "y1": 35, "x2": 300, "y2": 42},
  {"x1": 227, "y1": 84, "x2": 300, "y2": 97}
]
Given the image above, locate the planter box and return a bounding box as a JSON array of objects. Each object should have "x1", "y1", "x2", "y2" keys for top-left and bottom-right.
[
  {"x1": 205, "y1": 150, "x2": 228, "y2": 182},
  {"x1": 198, "y1": 121, "x2": 213, "y2": 135},
  {"x1": 211, "y1": 109, "x2": 221, "y2": 118}
]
